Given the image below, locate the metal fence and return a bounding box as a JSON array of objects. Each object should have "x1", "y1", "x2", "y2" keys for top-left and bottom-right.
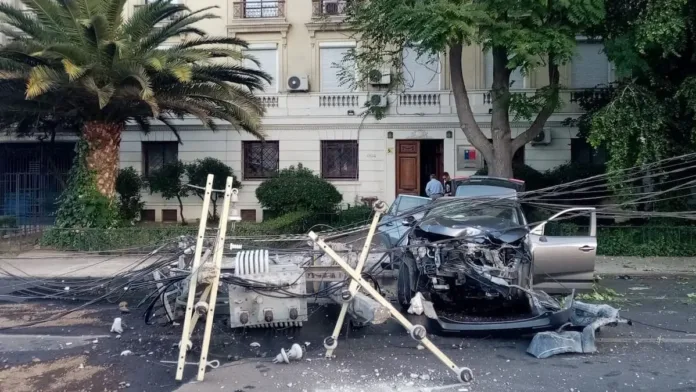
[{"x1": 0, "y1": 142, "x2": 75, "y2": 231}]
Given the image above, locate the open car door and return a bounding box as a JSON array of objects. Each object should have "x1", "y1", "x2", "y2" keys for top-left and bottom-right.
[{"x1": 529, "y1": 207, "x2": 597, "y2": 293}]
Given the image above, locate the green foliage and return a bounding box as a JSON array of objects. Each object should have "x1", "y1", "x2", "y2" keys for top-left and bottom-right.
[
  {"x1": 232, "y1": 210, "x2": 314, "y2": 236},
  {"x1": 0, "y1": 216, "x2": 16, "y2": 228},
  {"x1": 40, "y1": 226, "x2": 196, "y2": 252},
  {"x1": 335, "y1": 205, "x2": 373, "y2": 227},
  {"x1": 115, "y1": 167, "x2": 145, "y2": 223},
  {"x1": 544, "y1": 162, "x2": 606, "y2": 188},
  {"x1": 341, "y1": 0, "x2": 604, "y2": 176},
  {"x1": 255, "y1": 164, "x2": 343, "y2": 215},
  {"x1": 52, "y1": 141, "x2": 119, "y2": 229},
  {"x1": 147, "y1": 160, "x2": 189, "y2": 223},
  {"x1": 0, "y1": 0, "x2": 270, "y2": 139},
  {"x1": 545, "y1": 223, "x2": 696, "y2": 257},
  {"x1": 186, "y1": 157, "x2": 241, "y2": 221}
]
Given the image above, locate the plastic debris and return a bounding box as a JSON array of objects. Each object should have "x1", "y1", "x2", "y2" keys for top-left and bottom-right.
[
  {"x1": 527, "y1": 301, "x2": 629, "y2": 359},
  {"x1": 120, "y1": 350, "x2": 133, "y2": 356},
  {"x1": 111, "y1": 318, "x2": 124, "y2": 334},
  {"x1": 250, "y1": 342, "x2": 261, "y2": 348},
  {"x1": 407, "y1": 293, "x2": 425, "y2": 315}
]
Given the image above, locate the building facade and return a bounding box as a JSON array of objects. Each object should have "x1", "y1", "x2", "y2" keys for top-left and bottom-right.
[{"x1": 0, "y1": 0, "x2": 612, "y2": 223}]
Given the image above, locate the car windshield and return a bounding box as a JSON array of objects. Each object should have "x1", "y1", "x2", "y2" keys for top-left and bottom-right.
[
  {"x1": 427, "y1": 200, "x2": 519, "y2": 224},
  {"x1": 455, "y1": 185, "x2": 517, "y2": 199},
  {"x1": 390, "y1": 195, "x2": 430, "y2": 215}
]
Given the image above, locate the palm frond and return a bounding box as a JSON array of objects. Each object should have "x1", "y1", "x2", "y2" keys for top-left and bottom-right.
[{"x1": 26, "y1": 65, "x2": 63, "y2": 98}]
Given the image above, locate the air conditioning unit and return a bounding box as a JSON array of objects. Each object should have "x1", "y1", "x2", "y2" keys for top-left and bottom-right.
[
  {"x1": 324, "y1": 1, "x2": 339, "y2": 15},
  {"x1": 368, "y1": 68, "x2": 391, "y2": 85},
  {"x1": 368, "y1": 94, "x2": 388, "y2": 107},
  {"x1": 532, "y1": 128, "x2": 552, "y2": 145},
  {"x1": 287, "y1": 75, "x2": 309, "y2": 92}
]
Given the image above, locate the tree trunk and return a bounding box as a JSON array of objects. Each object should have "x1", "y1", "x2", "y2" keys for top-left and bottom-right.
[
  {"x1": 82, "y1": 121, "x2": 123, "y2": 199},
  {"x1": 489, "y1": 47, "x2": 514, "y2": 178},
  {"x1": 449, "y1": 44, "x2": 494, "y2": 164},
  {"x1": 177, "y1": 195, "x2": 187, "y2": 225}
]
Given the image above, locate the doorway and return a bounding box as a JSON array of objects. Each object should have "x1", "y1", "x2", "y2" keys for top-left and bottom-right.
[{"x1": 395, "y1": 140, "x2": 444, "y2": 197}]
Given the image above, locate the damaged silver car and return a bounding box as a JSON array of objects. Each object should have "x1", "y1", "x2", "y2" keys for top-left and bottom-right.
[{"x1": 386, "y1": 177, "x2": 598, "y2": 333}]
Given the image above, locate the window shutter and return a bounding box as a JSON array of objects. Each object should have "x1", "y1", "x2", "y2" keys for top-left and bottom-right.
[
  {"x1": 402, "y1": 47, "x2": 440, "y2": 91},
  {"x1": 484, "y1": 51, "x2": 524, "y2": 89},
  {"x1": 320, "y1": 47, "x2": 352, "y2": 92},
  {"x1": 571, "y1": 43, "x2": 609, "y2": 88},
  {"x1": 244, "y1": 48, "x2": 278, "y2": 93}
]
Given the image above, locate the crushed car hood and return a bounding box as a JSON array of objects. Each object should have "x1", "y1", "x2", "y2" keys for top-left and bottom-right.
[{"x1": 416, "y1": 215, "x2": 528, "y2": 243}]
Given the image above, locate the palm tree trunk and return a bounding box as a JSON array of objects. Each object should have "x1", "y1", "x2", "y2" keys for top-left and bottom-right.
[{"x1": 82, "y1": 121, "x2": 123, "y2": 199}]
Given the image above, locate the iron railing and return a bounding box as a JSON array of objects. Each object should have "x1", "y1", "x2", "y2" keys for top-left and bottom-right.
[
  {"x1": 232, "y1": 1, "x2": 285, "y2": 19},
  {"x1": 311, "y1": 0, "x2": 350, "y2": 18}
]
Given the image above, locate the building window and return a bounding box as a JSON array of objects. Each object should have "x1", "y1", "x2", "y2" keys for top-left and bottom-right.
[
  {"x1": 320, "y1": 45, "x2": 355, "y2": 92},
  {"x1": 571, "y1": 138, "x2": 607, "y2": 165},
  {"x1": 241, "y1": 209, "x2": 258, "y2": 222},
  {"x1": 312, "y1": 0, "x2": 349, "y2": 17},
  {"x1": 142, "y1": 142, "x2": 178, "y2": 177},
  {"x1": 243, "y1": 141, "x2": 279, "y2": 179},
  {"x1": 484, "y1": 50, "x2": 525, "y2": 89},
  {"x1": 234, "y1": 0, "x2": 283, "y2": 19},
  {"x1": 571, "y1": 42, "x2": 613, "y2": 88},
  {"x1": 162, "y1": 209, "x2": 178, "y2": 222},
  {"x1": 141, "y1": 209, "x2": 156, "y2": 222},
  {"x1": 321, "y1": 141, "x2": 359, "y2": 179},
  {"x1": 402, "y1": 47, "x2": 440, "y2": 91},
  {"x1": 243, "y1": 46, "x2": 279, "y2": 93}
]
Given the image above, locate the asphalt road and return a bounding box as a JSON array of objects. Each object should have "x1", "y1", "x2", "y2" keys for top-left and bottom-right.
[{"x1": 1, "y1": 276, "x2": 695, "y2": 392}]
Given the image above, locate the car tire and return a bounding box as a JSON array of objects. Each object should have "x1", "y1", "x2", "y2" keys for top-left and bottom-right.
[{"x1": 397, "y1": 260, "x2": 415, "y2": 310}]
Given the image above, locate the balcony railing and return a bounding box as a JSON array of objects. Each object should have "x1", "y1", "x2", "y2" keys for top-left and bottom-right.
[
  {"x1": 233, "y1": 1, "x2": 285, "y2": 19},
  {"x1": 311, "y1": 0, "x2": 350, "y2": 18}
]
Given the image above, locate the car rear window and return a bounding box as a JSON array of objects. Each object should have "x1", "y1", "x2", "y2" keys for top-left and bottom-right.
[{"x1": 454, "y1": 185, "x2": 517, "y2": 199}]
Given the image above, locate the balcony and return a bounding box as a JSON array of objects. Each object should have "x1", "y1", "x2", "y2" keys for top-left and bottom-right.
[
  {"x1": 256, "y1": 90, "x2": 588, "y2": 117},
  {"x1": 232, "y1": 1, "x2": 285, "y2": 19},
  {"x1": 311, "y1": 0, "x2": 350, "y2": 18}
]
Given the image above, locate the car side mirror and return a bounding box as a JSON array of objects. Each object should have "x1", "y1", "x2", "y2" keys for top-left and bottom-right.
[{"x1": 402, "y1": 216, "x2": 416, "y2": 227}]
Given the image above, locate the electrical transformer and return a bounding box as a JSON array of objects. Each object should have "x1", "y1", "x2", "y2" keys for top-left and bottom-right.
[{"x1": 228, "y1": 250, "x2": 308, "y2": 328}]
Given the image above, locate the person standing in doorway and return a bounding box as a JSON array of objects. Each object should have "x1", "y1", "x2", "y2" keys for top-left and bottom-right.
[
  {"x1": 442, "y1": 172, "x2": 452, "y2": 196},
  {"x1": 425, "y1": 174, "x2": 444, "y2": 200}
]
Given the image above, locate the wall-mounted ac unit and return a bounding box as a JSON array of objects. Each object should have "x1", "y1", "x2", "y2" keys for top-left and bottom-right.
[
  {"x1": 368, "y1": 68, "x2": 391, "y2": 85},
  {"x1": 531, "y1": 128, "x2": 552, "y2": 145},
  {"x1": 287, "y1": 75, "x2": 309, "y2": 92},
  {"x1": 324, "y1": 1, "x2": 339, "y2": 15},
  {"x1": 368, "y1": 94, "x2": 388, "y2": 107}
]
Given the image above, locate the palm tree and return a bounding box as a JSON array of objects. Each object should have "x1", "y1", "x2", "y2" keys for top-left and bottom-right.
[{"x1": 0, "y1": 0, "x2": 270, "y2": 198}]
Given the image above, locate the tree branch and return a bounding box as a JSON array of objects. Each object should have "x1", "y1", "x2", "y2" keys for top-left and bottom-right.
[
  {"x1": 449, "y1": 43, "x2": 493, "y2": 160},
  {"x1": 511, "y1": 55, "x2": 560, "y2": 153}
]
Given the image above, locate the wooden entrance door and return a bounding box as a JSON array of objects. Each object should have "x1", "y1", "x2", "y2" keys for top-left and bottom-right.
[{"x1": 396, "y1": 140, "x2": 420, "y2": 196}]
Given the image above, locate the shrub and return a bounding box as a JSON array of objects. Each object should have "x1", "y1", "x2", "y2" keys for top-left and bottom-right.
[
  {"x1": 336, "y1": 205, "x2": 373, "y2": 227},
  {"x1": 147, "y1": 161, "x2": 190, "y2": 224},
  {"x1": 255, "y1": 164, "x2": 342, "y2": 215},
  {"x1": 0, "y1": 216, "x2": 16, "y2": 228},
  {"x1": 116, "y1": 167, "x2": 145, "y2": 223},
  {"x1": 186, "y1": 158, "x2": 241, "y2": 222}
]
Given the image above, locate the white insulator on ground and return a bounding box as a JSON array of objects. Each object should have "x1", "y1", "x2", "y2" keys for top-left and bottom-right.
[
  {"x1": 110, "y1": 317, "x2": 124, "y2": 334},
  {"x1": 234, "y1": 250, "x2": 270, "y2": 276}
]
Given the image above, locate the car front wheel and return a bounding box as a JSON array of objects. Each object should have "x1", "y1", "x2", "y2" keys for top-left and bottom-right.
[{"x1": 397, "y1": 258, "x2": 416, "y2": 309}]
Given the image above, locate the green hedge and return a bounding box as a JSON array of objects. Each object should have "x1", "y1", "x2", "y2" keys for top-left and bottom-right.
[
  {"x1": 547, "y1": 223, "x2": 696, "y2": 257},
  {"x1": 40, "y1": 226, "x2": 198, "y2": 252}
]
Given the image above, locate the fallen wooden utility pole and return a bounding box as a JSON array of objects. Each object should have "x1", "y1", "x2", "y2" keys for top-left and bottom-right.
[
  {"x1": 309, "y1": 229, "x2": 474, "y2": 384},
  {"x1": 323, "y1": 201, "x2": 387, "y2": 358},
  {"x1": 175, "y1": 174, "x2": 214, "y2": 381}
]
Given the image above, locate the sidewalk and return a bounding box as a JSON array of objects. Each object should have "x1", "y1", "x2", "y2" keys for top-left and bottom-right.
[{"x1": 2, "y1": 251, "x2": 696, "y2": 278}]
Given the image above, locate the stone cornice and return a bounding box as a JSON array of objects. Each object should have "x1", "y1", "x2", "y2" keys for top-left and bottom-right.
[
  {"x1": 227, "y1": 21, "x2": 291, "y2": 46},
  {"x1": 127, "y1": 121, "x2": 569, "y2": 133}
]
